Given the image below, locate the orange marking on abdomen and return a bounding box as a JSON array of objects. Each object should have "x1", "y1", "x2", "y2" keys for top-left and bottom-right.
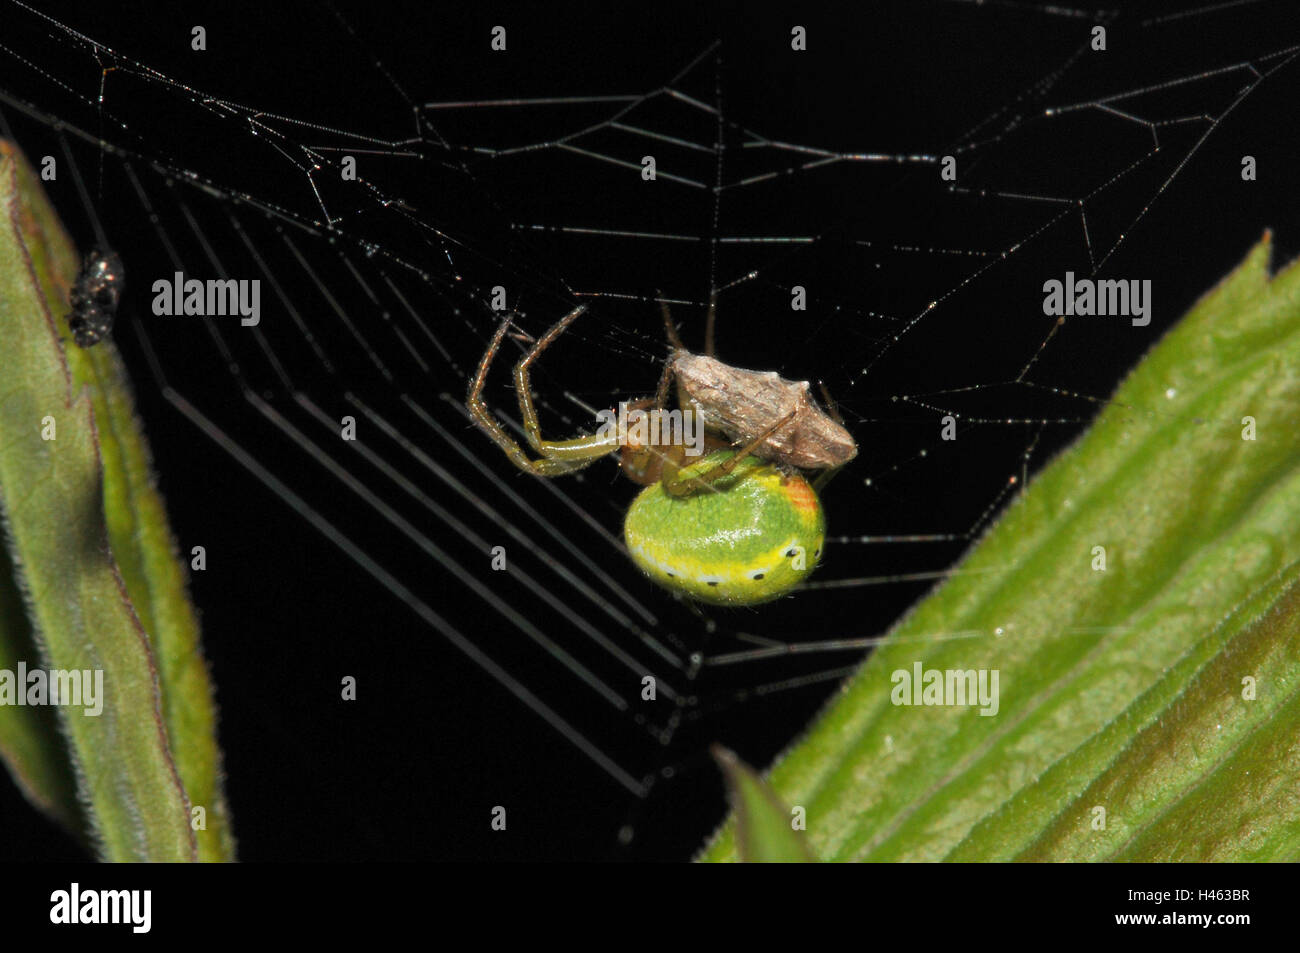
[{"x1": 781, "y1": 477, "x2": 819, "y2": 514}]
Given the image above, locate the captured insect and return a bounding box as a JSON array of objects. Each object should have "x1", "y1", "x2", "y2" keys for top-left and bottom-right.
[
  {"x1": 66, "y1": 247, "x2": 124, "y2": 348},
  {"x1": 466, "y1": 297, "x2": 857, "y2": 605}
]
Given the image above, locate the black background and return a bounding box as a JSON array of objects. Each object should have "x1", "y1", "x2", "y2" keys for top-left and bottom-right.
[{"x1": 1, "y1": 0, "x2": 1298, "y2": 863}]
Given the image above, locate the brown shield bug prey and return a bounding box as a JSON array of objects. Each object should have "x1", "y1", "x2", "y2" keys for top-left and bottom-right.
[{"x1": 660, "y1": 296, "x2": 858, "y2": 474}]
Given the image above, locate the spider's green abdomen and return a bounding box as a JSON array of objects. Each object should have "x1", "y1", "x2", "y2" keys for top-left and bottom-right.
[{"x1": 623, "y1": 452, "x2": 826, "y2": 606}]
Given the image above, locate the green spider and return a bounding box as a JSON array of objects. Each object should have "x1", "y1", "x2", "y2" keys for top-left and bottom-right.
[{"x1": 466, "y1": 300, "x2": 857, "y2": 605}]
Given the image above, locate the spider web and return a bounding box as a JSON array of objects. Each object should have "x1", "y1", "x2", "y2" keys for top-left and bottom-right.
[{"x1": 1, "y1": 0, "x2": 1297, "y2": 860}]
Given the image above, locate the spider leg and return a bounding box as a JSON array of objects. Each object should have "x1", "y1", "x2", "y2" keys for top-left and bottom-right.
[
  {"x1": 811, "y1": 382, "x2": 849, "y2": 491},
  {"x1": 663, "y1": 405, "x2": 800, "y2": 497},
  {"x1": 659, "y1": 294, "x2": 687, "y2": 351},
  {"x1": 704, "y1": 288, "x2": 718, "y2": 358},
  {"x1": 817, "y1": 381, "x2": 847, "y2": 427},
  {"x1": 513, "y1": 305, "x2": 589, "y2": 453},
  {"x1": 652, "y1": 346, "x2": 675, "y2": 411},
  {"x1": 466, "y1": 308, "x2": 617, "y2": 476},
  {"x1": 811, "y1": 465, "x2": 844, "y2": 492},
  {"x1": 659, "y1": 295, "x2": 704, "y2": 422}
]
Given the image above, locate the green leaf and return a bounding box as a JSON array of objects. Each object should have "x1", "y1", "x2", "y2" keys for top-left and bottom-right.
[
  {"x1": 0, "y1": 538, "x2": 81, "y2": 834},
  {"x1": 712, "y1": 745, "x2": 814, "y2": 862},
  {"x1": 0, "y1": 141, "x2": 234, "y2": 861},
  {"x1": 702, "y1": 232, "x2": 1300, "y2": 862}
]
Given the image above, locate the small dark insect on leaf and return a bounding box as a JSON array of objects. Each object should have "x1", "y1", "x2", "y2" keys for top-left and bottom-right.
[{"x1": 66, "y1": 247, "x2": 123, "y2": 348}]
